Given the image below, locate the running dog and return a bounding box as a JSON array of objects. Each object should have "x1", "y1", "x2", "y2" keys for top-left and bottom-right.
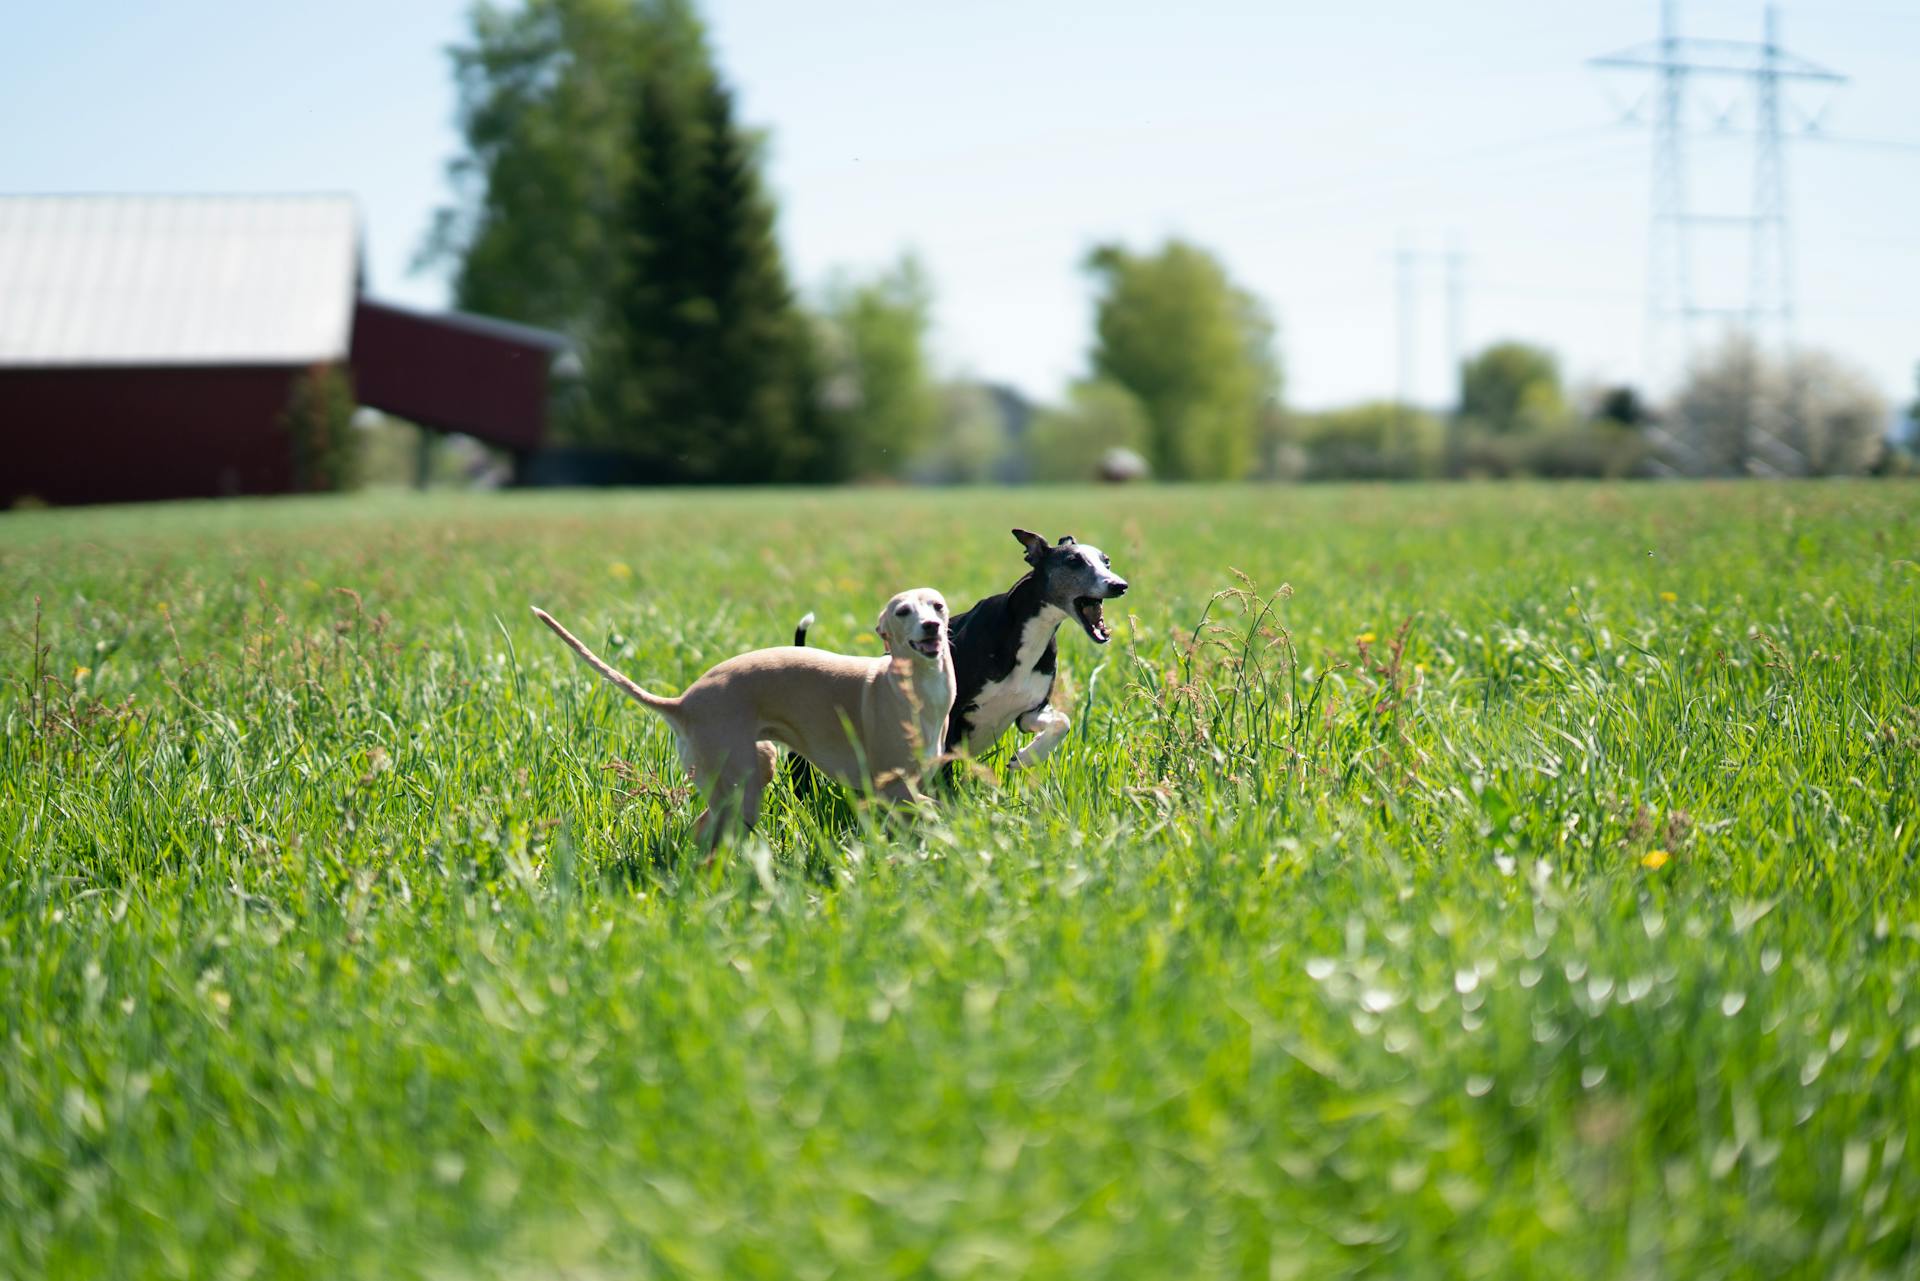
[
  {"x1": 534, "y1": 588, "x2": 954, "y2": 850},
  {"x1": 793, "y1": 530, "x2": 1128, "y2": 772}
]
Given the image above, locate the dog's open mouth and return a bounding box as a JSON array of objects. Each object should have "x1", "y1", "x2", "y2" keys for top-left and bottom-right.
[
  {"x1": 1074, "y1": 596, "x2": 1111, "y2": 644},
  {"x1": 910, "y1": 636, "x2": 943, "y2": 659}
]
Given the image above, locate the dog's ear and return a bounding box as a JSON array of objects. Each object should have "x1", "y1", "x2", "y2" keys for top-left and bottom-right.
[
  {"x1": 1056, "y1": 535, "x2": 1076, "y2": 546},
  {"x1": 1012, "y1": 528, "x2": 1048, "y2": 564}
]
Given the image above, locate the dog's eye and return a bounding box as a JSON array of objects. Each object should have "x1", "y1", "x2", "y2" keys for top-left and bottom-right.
[
  {"x1": 932, "y1": 602, "x2": 945, "y2": 614},
  {"x1": 1101, "y1": 555, "x2": 1111, "y2": 567},
  {"x1": 895, "y1": 605, "x2": 910, "y2": 617}
]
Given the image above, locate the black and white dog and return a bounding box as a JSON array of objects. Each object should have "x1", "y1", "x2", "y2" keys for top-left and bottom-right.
[{"x1": 794, "y1": 529, "x2": 1129, "y2": 773}]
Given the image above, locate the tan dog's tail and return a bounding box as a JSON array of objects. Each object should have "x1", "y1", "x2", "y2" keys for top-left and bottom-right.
[{"x1": 530, "y1": 607, "x2": 684, "y2": 720}]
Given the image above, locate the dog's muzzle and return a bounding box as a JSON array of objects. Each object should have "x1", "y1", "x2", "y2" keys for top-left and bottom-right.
[{"x1": 1071, "y1": 580, "x2": 1125, "y2": 645}]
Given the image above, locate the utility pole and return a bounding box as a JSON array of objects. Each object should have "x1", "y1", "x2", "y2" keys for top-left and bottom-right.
[
  {"x1": 1392, "y1": 236, "x2": 1470, "y2": 470},
  {"x1": 1443, "y1": 237, "x2": 1467, "y2": 474},
  {"x1": 1591, "y1": 1, "x2": 1844, "y2": 475},
  {"x1": 1395, "y1": 233, "x2": 1417, "y2": 416},
  {"x1": 1444, "y1": 236, "x2": 1466, "y2": 406},
  {"x1": 1390, "y1": 236, "x2": 1468, "y2": 405}
]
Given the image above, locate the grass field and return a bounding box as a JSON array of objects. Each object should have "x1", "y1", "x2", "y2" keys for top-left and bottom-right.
[{"x1": 3, "y1": 481, "x2": 1918, "y2": 1279}]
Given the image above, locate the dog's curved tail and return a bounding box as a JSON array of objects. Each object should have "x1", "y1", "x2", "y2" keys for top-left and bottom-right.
[
  {"x1": 530, "y1": 607, "x2": 683, "y2": 720},
  {"x1": 785, "y1": 610, "x2": 821, "y2": 799}
]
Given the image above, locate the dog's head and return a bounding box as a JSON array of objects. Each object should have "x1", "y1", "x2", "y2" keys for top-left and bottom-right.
[
  {"x1": 1012, "y1": 529, "x2": 1129, "y2": 645},
  {"x1": 876, "y1": 587, "x2": 950, "y2": 663}
]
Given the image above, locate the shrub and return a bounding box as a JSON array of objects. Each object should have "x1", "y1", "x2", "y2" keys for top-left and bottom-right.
[
  {"x1": 280, "y1": 363, "x2": 359, "y2": 493},
  {"x1": 1293, "y1": 401, "x2": 1444, "y2": 480}
]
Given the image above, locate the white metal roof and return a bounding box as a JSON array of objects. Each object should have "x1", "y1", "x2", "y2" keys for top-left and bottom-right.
[{"x1": 0, "y1": 194, "x2": 360, "y2": 367}]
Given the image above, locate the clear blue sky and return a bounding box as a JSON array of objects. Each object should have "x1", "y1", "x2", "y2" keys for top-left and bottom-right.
[{"x1": 5, "y1": 0, "x2": 1915, "y2": 408}]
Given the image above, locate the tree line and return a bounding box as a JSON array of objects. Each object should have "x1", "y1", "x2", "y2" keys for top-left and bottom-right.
[{"x1": 422, "y1": 0, "x2": 1913, "y2": 486}]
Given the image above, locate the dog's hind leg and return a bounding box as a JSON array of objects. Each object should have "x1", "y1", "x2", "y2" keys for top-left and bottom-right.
[
  {"x1": 1012, "y1": 705, "x2": 1071, "y2": 768},
  {"x1": 750, "y1": 741, "x2": 778, "y2": 824},
  {"x1": 691, "y1": 738, "x2": 776, "y2": 855}
]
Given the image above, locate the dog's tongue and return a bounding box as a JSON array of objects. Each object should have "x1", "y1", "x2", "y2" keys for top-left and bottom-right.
[{"x1": 1079, "y1": 599, "x2": 1109, "y2": 643}]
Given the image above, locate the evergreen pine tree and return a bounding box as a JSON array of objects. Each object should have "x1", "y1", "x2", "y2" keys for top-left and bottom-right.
[{"x1": 597, "y1": 61, "x2": 835, "y2": 481}]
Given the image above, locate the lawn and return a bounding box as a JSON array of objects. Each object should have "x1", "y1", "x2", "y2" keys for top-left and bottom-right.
[{"x1": 3, "y1": 481, "x2": 1917, "y2": 1279}]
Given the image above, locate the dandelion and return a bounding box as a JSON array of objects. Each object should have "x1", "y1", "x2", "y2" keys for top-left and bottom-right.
[
  {"x1": 156, "y1": 601, "x2": 169, "y2": 614},
  {"x1": 1659, "y1": 591, "x2": 1678, "y2": 604},
  {"x1": 1357, "y1": 631, "x2": 1377, "y2": 645},
  {"x1": 73, "y1": 665, "x2": 91, "y2": 680},
  {"x1": 608, "y1": 561, "x2": 632, "y2": 581},
  {"x1": 1564, "y1": 605, "x2": 1579, "y2": 617},
  {"x1": 1641, "y1": 849, "x2": 1670, "y2": 870}
]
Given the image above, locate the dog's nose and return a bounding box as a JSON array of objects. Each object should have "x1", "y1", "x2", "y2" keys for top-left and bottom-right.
[
  {"x1": 1109, "y1": 579, "x2": 1129, "y2": 597},
  {"x1": 920, "y1": 619, "x2": 940, "y2": 635}
]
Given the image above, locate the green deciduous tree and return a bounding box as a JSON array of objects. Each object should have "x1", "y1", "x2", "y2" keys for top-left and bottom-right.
[
  {"x1": 423, "y1": 0, "x2": 693, "y2": 338},
  {"x1": 1084, "y1": 240, "x2": 1280, "y2": 480},
  {"x1": 1460, "y1": 342, "x2": 1566, "y2": 435},
  {"x1": 423, "y1": 0, "x2": 834, "y2": 481},
  {"x1": 816, "y1": 255, "x2": 941, "y2": 479}
]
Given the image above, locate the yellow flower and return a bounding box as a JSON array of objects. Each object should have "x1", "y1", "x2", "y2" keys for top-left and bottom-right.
[
  {"x1": 73, "y1": 665, "x2": 92, "y2": 680},
  {"x1": 1659, "y1": 591, "x2": 1678, "y2": 604},
  {"x1": 1564, "y1": 605, "x2": 1579, "y2": 617},
  {"x1": 1414, "y1": 663, "x2": 1427, "y2": 675},
  {"x1": 1357, "y1": 631, "x2": 1377, "y2": 645},
  {"x1": 156, "y1": 602, "x2": 169, "y2": 614},
  {"x1": 608, "y1": 561, "x2": 632, "y2": 581},
  {"x1": 1641, "y1": 849, "x2": 1670, "y2": 870}
]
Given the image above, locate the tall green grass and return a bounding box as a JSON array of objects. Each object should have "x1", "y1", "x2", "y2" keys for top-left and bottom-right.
[{"x1": 3, "y1": 482, "x2": 1917, "y2": 1278}]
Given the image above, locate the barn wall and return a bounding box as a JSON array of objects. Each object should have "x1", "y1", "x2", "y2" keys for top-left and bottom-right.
[
  {"x1": 1, "y1": 366, "x2": 301, "y2": 507},
  {"x1": 350, "y1": 302, "x2": 551, "y2": 453}
]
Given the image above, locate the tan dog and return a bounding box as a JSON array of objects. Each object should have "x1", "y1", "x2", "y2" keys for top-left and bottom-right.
[{"x1": 532, "y1": 589, "x2": 955, "y2": 850}]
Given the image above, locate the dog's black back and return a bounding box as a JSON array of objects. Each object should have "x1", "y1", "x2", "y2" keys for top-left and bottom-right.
[{"x1": 940, "y1": 572, "x2": 1056, "y2": 752}]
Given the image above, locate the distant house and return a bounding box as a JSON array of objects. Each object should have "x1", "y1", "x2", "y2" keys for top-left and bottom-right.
[{"x1": 0, "y1": 194, "x2": 568, "y2": 507}]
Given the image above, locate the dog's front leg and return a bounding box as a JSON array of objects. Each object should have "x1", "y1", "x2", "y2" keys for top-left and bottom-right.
[{"x1": 1013, "y1": 705, "x2": 1071, "y2": 768}]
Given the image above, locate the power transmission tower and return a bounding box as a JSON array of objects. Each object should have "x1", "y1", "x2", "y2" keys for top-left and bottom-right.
[{"x1": 1591, "y1": 2, "x2": 1844, "y2": 475}]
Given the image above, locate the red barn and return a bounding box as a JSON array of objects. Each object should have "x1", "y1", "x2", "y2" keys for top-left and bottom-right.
[{"x1": 0, "y1": 194, "x2": 568, "y2": 507}]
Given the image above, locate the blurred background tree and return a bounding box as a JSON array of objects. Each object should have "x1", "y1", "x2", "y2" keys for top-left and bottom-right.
[
  {"x1": 1672, "y1": 335, "x2": 1770, "y2": 476},
  {"x1": 1084, "y1": 240, "x2": 1281, "y2": 481},
  {"x1": 1778, "y1": 349, "x2": 1889, "y2": 476},
  {"x1": 1026, "y1": 380, "x2": 1151, "y2": 482},
  {"x1": 280, "y1": 365, "x2": 359, "y2": 493},
  {"x1": 1591, "y1": 384, "x2": 1652, "y2": 430},
  {"x1": 423, "y1": 0, "x2": 834, "y2": 481},
  {"x1": 1674, "y1": 337, "x2": 1886, "y2": 477},
  {"x1": 597, "y1": 66, "x2": 829, "y2": 480},
  {"x1": 816, "y1": 254, "x2": 941, "y2": 480},
  {"x1": 904, "y1": 384, "x2": 1017, "y2": 485},
  {"x1": 1459, "y1": 341, "x2": 1567, "y2": 436},
  {"x1": 1292, "y1": 401, "x2": 1444, "y2": 480}
]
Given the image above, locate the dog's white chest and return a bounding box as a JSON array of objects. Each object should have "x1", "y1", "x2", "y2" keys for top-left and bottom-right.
[{"x1": 963, "y1": 609, "x2": 1062, "y2": 749}]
